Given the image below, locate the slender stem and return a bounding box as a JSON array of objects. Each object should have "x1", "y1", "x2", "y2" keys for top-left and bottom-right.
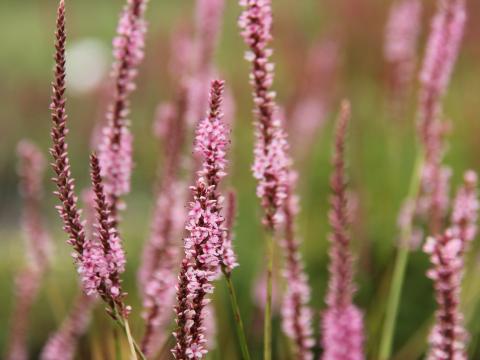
[
  {"x1": 223, "y1": 270, "x2": 251, "y2": 360},
  {"x1": 114, "y1": 328, "x2": 122, "y2": 360},
  {"x1": 264, "y1": 230, "x2": 274, "y2": 360},
  {"x1": 112, "y1": 307, "x2": 147, "y2": 360},
  {"x1": 379, "y1": 152, "x2": 423, "y2": 360},
  {"x1": 124, "y1": 318, "x2": 138, "y2": 360}
]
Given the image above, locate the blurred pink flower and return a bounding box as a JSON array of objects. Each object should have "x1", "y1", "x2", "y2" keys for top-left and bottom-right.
[{"x1": 321, "y1": 101, "x2": 364, "y2": 360}]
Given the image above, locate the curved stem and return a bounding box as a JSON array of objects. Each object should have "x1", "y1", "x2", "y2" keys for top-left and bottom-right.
[
  {"x1": 223, "y1": 271, "x2": 251, "y2": 360},
  {"x1": 264, "y1": 231, "x2": 274, "y2": 360},
  {"x1": 379, "y1": 152, "x2": 423, "y2": 360}
]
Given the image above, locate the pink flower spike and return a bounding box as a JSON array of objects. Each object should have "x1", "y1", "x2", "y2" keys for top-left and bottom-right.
[
  {"x1": 40, "y1": 293, "x2": 95, "y2": 360},
  {"x1": 416, "y1": 0, "x2": 466, "y2": 234},
  {"x1": 384, "y1": 0, "x2": 422, "y2": 114},
  {"x1": 321, "y1": 101, "x2": 364, "y2": 360},
  {"x1": 239, "y1": 0, "x2": 291, "y2": 229},
  {"x1": 281, "y1": 173, "x2": 314, "y2": 360},
  {"x1": 98, "y1": 0, "x2": 149, "y2": 218},
  {"x1": 172, "y1": 80, "x2": 230, "y2": 359}
]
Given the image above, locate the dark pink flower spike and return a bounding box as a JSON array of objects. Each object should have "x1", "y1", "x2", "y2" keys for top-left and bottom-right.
[
  {"x1": 417, "y1": 0, "x2": 466, "y2": 234},
  {"x1": 49, "y1": 0, "x2": 87, "y2": 271},
  {"x1": 98, "y1": 0, "x2": 148, "y2": 220},
  {"x1": 321, "y1": 101, "x2": 364, "y2": 360},
  {"x1": 172, "y1": 80, "x2": 229, "y2": 359},
  {"x1": 239, "y1": 0, "x2": 291, "y2": 229},
  {"x1": 88, "y1": 154, "x2": 129, "y2": 315},
  {"x1": 281, "y1": 173, "x2": 314, "y2": 360}
]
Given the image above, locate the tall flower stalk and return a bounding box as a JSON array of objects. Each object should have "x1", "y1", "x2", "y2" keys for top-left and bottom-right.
[
  {"x1": 321, "y1": 101, "x2": 364, "y2": 360},
  {"x1": 98, "y1": 0, "x2": 148, "y2": 222},
  {"x1": 48, "y1": 2, "x2": 144, "y2": 358},
  {"x1": 379, "y1": 1, "x2": 466, "y2": 358},
  {"x1": 281, "y1": 175, "x2": 314, "y2": 360},
  {"x1": 423, "y1": 171, "x2": 478, "y2": 360},
  {"x1": 239, "y1": 1, "x2": 291, "y2": 358},
  {"x1": 172, "y1": 80, "x2": 230, "y2": 359},
  {"x1": 7, "y1": 141, "x2": 51, "y2": 360}
]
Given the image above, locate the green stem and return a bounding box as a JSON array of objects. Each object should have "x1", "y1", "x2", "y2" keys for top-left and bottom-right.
[
  {"x1": 114, "y1": 328, "x2": 122, "y2": 360},
  {"x1": 223, "y1": 271, "x2": 251, "y2": 360},
  {"x1": 379, "y1": 152, "x2": 423, "y2": 360},
  {"x1": 112, "y1": 308, "x2": 147, "y2": 360},
  {"x1": 264, "y1": 231, "x2": 274, "y2": 360}
]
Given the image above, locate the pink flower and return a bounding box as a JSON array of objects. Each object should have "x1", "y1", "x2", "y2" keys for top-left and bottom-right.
[
  {"x1": 417, "y1": 0, "x2": 466, "y2": 234},
  {"x1": 384, "y1": 0, "x2": 422, "y2": 114},
  {"x1": 423, "y1": 171, "x2": 477, "y2": 360},
  {"x1": 98, "y1": 0, "x2": 148, "y2": 214},
  {"x1": 239, "y1": 0, "x2": 291, "y2": 229},
  {"x1": 321, "y1": 101, "x2": 364, "y2": 360},
  {"x1": 172, "y1": 80, "x2": 230, "y2": 359},
  {"x1": 281, "y1": 174, "x2": 314, "y2": 360},
  {"x1": 40, "y1": 293, "x2": 94, "y2": 360},
  {"x1": 322, "y1": 305, "x2": 364, "y2": 360}
]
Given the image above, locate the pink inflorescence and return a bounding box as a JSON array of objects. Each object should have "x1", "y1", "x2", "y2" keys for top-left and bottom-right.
[
  {"x1": 281, "y1": 174, "x2": 314, "y2": 360},
  {"x1": 83, "y1": 154, "x2": 127, "y2": 306},
  {"x1": 321, "y1": 101, "x2": 364, "y2": 360},
  {"x1": 172, "y1": 80, "x2": 230, "y2": 359},
  {"x1": 417, "y1": 0, "x2": 466, "y2": 234},
  {"x1": 384, "y1": 0, "x2": 422, "y2": 112},
  {"x1": 40, "y1": 293, "x2": 94, "y2": 360},
  {"x1": 239, "y1": 0, "x2": 291, "y2": 229},
  {"x1": 423, "y1": 171, "x2": 478, "y2": 360},
  {"x1": 98, "y1": 0, "x2": 148, "y2": 212}
]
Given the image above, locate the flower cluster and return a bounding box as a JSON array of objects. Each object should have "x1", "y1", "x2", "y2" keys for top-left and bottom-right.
[
  {"x1": 172, "y1": 80, "x2": 230, "y2": 359},
  {"x1": 384, "y1": 0, "x2": 422, "y2": 113},
  {"x1": 82, "y1": 154, "x2": 127, "y2": 306},
  {"x1": 281, "y1": 175, "x2": 314, "y2": 360},
  {"x1": 40, "y1": 293, "x2": 94, "y2": 360},
  {"x1": 98, "y1": 0, "x2": 148, "y2": 213},
  {"x1": 239, "y1": 0, "x2": 291, "y2": 229},
  {"x1": 322, "y1": 101, "x2": 364, "y2": 360},
  {"x1": 423, "y1": 171, "x2": 478, "y2": 360},
  {"x1": 49, "y1": 0, "x2": 87, "y2": 266},
  {"x1": 417, "y1": 0, "x2": 466, "y2": 234}
]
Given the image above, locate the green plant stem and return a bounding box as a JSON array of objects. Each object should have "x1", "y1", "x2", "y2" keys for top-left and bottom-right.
[
  {"x1": 223, "y1": 270, "x2": 251, "y2": 360},
  {"x1": 112, "y1": 307, "x2": 146, "y2": 360},
  {"x1": 264, "y1": 230, "x2": 274, "y2": 360},
  {"x1": 379, "y1": 153, "x2": 423, "y2": 360}
]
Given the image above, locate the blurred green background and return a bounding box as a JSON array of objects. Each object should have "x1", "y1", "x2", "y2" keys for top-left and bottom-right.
[{"x1": 2, "y1": 0, "x2": 480, "y2": 359}]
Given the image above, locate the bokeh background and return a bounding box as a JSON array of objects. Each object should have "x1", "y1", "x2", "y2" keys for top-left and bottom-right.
[{"x1": 1, "y1": 0, "x2": 480, "y2": 359}]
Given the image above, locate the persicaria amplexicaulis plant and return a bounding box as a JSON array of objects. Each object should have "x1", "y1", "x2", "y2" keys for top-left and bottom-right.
[{"x1": 8, "y1": 0, "x2": 480, "y2": 359}]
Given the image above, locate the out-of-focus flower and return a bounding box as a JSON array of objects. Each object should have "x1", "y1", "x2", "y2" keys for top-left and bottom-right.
[
  {"x1": 40, "y1": 293, "x2": 95, "y2": 360},
  {"x1": 321, "y1": 101, "x2": 364, "y2": 360},
  {"x1": 384, "y1": 0, "x2": 422, "y2": 115}
]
